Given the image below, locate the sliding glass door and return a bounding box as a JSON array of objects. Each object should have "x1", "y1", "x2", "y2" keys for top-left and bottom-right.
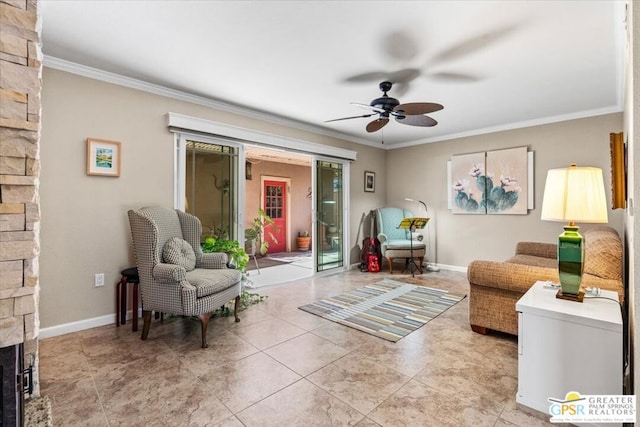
[
  {"x1": 176, "y1": 134, "x2": 244, "y2": 243},
  {"x1": 315, "y1": 160, "x2": 344, "y2": 271},
  {"x1": 174, "y1": 130, "x2": 350, "y2": 277}
]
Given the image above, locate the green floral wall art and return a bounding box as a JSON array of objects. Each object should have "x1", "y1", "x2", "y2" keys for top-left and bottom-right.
[{"x1": 451, "y1": 146, "x2": 529, "y2": 215}]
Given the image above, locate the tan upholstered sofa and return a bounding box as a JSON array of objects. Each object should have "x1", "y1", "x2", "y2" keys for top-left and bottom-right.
[{"x1": 467, "y1": 225, "x2": 624, "y2": 336}]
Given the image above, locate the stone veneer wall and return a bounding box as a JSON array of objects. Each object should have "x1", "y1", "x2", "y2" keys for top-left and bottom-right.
[{"x1": 0, "y1": 0, "x2": 42, "y2": 395}]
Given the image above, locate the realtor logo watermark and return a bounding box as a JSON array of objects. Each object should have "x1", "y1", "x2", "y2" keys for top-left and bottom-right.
[{"x1": 548, "y1": 391, "x2": 636, "y2": 423}]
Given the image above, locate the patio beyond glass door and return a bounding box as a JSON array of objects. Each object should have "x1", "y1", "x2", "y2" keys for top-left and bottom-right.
[
  {"x1": 316, "y1": 161, "x2": 343, "y2": 271},
  {"x1": 184, "y1": 140, "x2": 239, "y2": 242},
  {"x1": 263, "y1": 179, "x2": 287, "y2": 253}
]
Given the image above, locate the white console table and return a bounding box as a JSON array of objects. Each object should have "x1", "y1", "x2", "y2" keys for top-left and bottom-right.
[{"x1": 516, "y1": 281, "x2": 623, "y2": 426}]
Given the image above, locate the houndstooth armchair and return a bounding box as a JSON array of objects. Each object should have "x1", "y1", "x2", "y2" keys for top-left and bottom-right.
[{"x1": 127, "y1": 206, "x2": 242, "y2": 348}]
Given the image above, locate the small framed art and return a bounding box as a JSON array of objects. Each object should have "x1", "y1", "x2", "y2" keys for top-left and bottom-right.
[
  {"x1": 86, "y1": 138, "x2": 121, "y2": 177},
  {"x1": 364, "y1": 171, "x2": 375, "y2": 193}
]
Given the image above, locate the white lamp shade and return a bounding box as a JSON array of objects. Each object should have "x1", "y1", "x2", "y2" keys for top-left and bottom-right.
[{"x1": 540, "y1": 166, "x2": 609, "y2": 223}]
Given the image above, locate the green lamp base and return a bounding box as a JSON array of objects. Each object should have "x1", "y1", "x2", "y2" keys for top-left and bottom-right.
[{"x1": 557, "y1": 224, "x2": 584, "y2": 299}]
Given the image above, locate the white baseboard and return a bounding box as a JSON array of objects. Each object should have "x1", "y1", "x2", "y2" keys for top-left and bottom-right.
[
  {"x1": 349, "y1": 262, "x2": 467, "y2": 274},
  {"x1": 435, "y1": 263, "x2": 468, "y2": 273},
  {"x1": 39, "y1": 264, "x2": 468, "y2": 339},
  {"x1": 39, "y1": 310, "x2": 141, "y2": 339}
]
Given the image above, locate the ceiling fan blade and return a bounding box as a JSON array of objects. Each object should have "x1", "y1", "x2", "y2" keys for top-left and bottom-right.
[
  {"x1": 344, "y1": 68, "x2": 420, "y2": 86},
  {"x1": 381, "y1": 30, "x2": 419, "y2": 62},
  {"x1": 395, "y1": 102, "x2": 444, "y2": 115},
  {"x1": 389, "y1": 82, "x2": 410, "y2": 97},
  {"x1": 396, "y1": 114, "x2": 438, "y2": 127},
  {"x1": 429, "y1": 25, "x2": 518, "y2": 64},
  {"x1": 351, "y1": 102, "x2": 386, "y2": 113},
  {"x1": 428, "y1": 71, "x2": 480, "y2": 83},
  {"x1": 343, "y1": 71, "x2": 388, "y2": 83},
  {"x1": 366, "y1": 118, "x2": 389, "y2": 133},
  {"x1": 325, "y1": 113, "x2": 375, "y2": 123},
  {"x1": 389, "y1": 68, "x2": 421, "y2": 85}
]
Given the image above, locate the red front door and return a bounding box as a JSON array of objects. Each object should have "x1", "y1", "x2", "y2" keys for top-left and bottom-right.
[{"x1": 263, "y1": 180, "x2": 287, "y2": 253}]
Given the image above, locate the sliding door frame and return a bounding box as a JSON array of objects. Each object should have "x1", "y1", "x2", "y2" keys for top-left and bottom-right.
[{"x1": 169, "y1": 112, "x2": 357, "y2": 275}]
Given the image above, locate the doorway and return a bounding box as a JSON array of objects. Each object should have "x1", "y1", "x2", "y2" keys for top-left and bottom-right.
[
  {"x1": 262, "y1": 178, "x2": 288, "y2": 253},
  {"x1": 175, "y1": 132, "x2": 351, "y2": 287}
]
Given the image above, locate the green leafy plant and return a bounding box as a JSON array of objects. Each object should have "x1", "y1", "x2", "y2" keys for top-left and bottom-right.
[
  {"x1": 298, "y1": 230, "x2": 309, "y2": 237},
  {"x1": 211, "y1": 291, "x2": 267, "y2": 318},
  {"x1": 202, "y1": 235, "x2": 249, "y2": 272},
  {"x1": 244, "y1": 208, "x2": 279, "y2": 256}
]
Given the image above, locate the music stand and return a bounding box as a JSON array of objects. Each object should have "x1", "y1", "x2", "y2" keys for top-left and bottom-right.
[{"x1": 397, "y1": 217, "x2": 429, "y2": 277}]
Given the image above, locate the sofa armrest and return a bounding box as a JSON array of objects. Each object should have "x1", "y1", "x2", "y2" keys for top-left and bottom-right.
[
  {"x1": 199, "y1": 252, "x2": 228, "y2": 269},
  {"x1": 515, "y1": 242, "x2": 557, "y2": 259},
  {"x1": 377, "y1": 233, "x2": 388, "y2": 243},
  {"x1": 153, "y1": 263, "x2": 187, "y2": 283},
  {"x1": 467, "y1": 260, "x2": 559, "y2": 294}
]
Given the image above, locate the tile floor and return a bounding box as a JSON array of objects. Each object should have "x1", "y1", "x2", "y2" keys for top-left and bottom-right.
[
  {"x1": 245, "y1": 252, "x2": 313, "y2": 288},
  {"x1": 38, "y1": 268, "x2": 555, "y2": 426}
]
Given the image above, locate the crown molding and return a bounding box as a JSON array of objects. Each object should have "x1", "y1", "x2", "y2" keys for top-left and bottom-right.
[
  {"x1": 388, "y1": 105, "x2": 623, "y2": 150},
  {"x1": 42, "y1": 55, "x2": 374, "y2": 147},
  {"x1": 43, "y1": 55, "x2": 624, "y2": 152},
  {"x1": 168, "y1": 112, "x2": 358, "y2": 161}
]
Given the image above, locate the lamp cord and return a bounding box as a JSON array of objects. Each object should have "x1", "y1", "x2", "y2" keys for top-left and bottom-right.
[{"x1": 583, "y1": 295, "x2": 629, "y2": 377}]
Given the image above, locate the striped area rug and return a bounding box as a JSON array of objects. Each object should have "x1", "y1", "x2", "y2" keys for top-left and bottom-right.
[{"x1": 298, "y1": 279, "x2": 466, "y2": 342}]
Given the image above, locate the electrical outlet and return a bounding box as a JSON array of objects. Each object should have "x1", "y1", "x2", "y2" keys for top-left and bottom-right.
[{"x1": 94, "y1": 273, "x2": 105, "y2": 287}]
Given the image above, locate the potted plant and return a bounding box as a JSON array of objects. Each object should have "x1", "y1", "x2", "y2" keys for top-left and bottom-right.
[{"x1": 296, "y1": 231, "x2": 311, "y2": 251}]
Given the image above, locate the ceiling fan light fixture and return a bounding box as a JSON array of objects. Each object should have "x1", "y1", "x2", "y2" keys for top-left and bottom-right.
[
  {"x1": 370, "y1": 95, "x2": 399, "y2": 111},
  {"x1": 326, "y1": 81, "x2": 443, "y2": 133}
]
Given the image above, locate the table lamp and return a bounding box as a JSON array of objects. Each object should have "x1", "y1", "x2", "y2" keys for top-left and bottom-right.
[{"x1": 540, "y1": 164, "x2": 608, "y2": 301}]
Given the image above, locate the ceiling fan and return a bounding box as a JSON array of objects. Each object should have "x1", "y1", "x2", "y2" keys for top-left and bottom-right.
[
  {"x1": 325, "y1": 81, "x2": 443, "y2": 133},
  {"x1": 342, "y1": 25, "x2": 518, "y2": 96}
]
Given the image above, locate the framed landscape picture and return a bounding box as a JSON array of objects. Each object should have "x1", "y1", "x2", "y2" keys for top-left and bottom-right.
[
  {"x1": 86, "y1": 138, "x2": 121, "y2": 177},
  {"x1": 364, "y1": 171, "x2": 375, "y2": 193}
]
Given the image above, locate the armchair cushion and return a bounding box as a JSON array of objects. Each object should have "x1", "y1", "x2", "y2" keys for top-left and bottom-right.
[
  {"x1": 385, "y1": 239, "x2": 426, "y2": 250},
  {"x1": 186, "y1": 268, "x2": 242, "y2": 298},
  {"x1": 162, "y1": 237, "x2": 197, "y2": 271}
]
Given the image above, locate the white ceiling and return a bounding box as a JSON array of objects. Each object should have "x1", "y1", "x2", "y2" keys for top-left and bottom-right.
[{"x1": 39, "y1": 1, "x2": 626, "y2": 148}]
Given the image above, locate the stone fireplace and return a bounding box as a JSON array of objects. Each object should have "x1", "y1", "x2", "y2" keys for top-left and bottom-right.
[{"x1": 0, "y1": 0, "x2": 43, "y2": 425}]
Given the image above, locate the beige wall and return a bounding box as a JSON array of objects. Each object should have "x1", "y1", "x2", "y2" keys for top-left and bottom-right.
[
  {"x1": 39, "y1": 67, "x2": 385, "y2": 329},
  {"x1": 386, "y1": 113, "x2": 624, "y2": 268},
  {"x1": 40, "y1": 66, "x2": 628, "y2": 341},
  {"x1": 37, "y1": 1, "x2": 640, "y2": 394}
]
